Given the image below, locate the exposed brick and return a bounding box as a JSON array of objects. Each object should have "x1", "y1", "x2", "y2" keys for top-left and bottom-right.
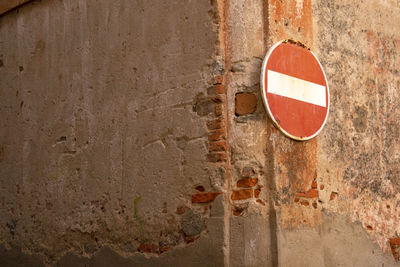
[
  {"x1": 300, "y1": 200, "x2": 309, "y2": 206},
  {"x1": 312, "y1": 202, "x2": 317, "y2": 209},
  {"x1": 216, "y1": 75, "x2": 223, "y2": 84},
  {"x1": 207, "y1": 152, "x2": 227, "y2": 162},
  {"x1": 254, "y1": 188, "x2": 261, "y2": 198},
  {"x1": 191, "y1": 192, "x2": 221, "y2": 203},
  {"x1": 294, "y1": 198, "x2": 300, "y2": 203},
  {"x1": 256, "y1": 199, "x2": 265, "y2": 206},
  {"x1": 233, "y1": 210, "x2": 241, "y2": 216},
  {"x1": 295, "y1": 189, "x2": 318, "y2": 199},
  {"x1": 233, "y1": 206, "x2": 244, "y2": 216},
  {"x1": 159, "y1": 245, "x2": 170, "y2": 253},
  {"x1": 231, "y1": 189, "x2": 252, "y2": 200},
  {"x1": 209, "y1": 141, "x2": 227, "y2": 152},
  {"x1": 320, "y1": 184, "x2": 324, "y2": 190},
  {"x1": 330, "y1": 192, "x2": 338, "y2": 201},
  {"x1": 208, "y1": 129, "x2": 226, "y2": 141},
  {"x1": 390, "y1": 237, "x2": 400, "y2": 246},
  {"x1": 241, "y1": 166, "x2": 256, "y2": 177},
  {"x1": 215, "y1": 103, "x2": 223, "y2": 116},
  {"x1": 311, "y1": 180, "x2": 318, "y2": 189},
  {"x1": 215, "y1": 84, "x2": 225, "y2": 94},
  {"x1": 389, "y1": 237, "x2": 400, "y2": 261},
  {"x1": 207, "y1": 119, "x2": 223, "y2": 130},
  {"x1": 138, "y1": 243, "x2": 158, "y2": 253},
  {"x1": 195, "y1": 185, "x2": 205, "y2": 192},
  {"x1": 212, "y1": 95, "x2": 223, "y2": 103},
  {"x1": 237, "y1": 178, "x2": 258, "y2": 188},
  {"x1": 235, "y1": 93, "x2": 257, "y2": 115}
]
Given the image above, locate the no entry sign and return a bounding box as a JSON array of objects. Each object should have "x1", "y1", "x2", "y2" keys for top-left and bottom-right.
[{"x1": 261, "y1": 40, "x2": 330, "y2": 141}]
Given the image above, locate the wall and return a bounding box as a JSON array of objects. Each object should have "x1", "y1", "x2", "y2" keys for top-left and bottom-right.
[
  {"x1": 0, "y1": 0, "x2": 227, "y2": 266},
  {"x1": 1, "y1": 0, "x2": 400, "y2": 266},
  {"x1": 227, "y1": 0, "x2": 400, "y2": 266}
]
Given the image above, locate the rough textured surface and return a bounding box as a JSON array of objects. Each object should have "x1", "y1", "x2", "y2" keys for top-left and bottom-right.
[
  {"x1": 1, "y1": 0, "x2": 400, "y2": 266},
  {"x1": 0, "y1": 0, "x2": 226, "y2": 265},
  {"x1": 225, "y1": 0, "x2": 400, "y2": 266}
]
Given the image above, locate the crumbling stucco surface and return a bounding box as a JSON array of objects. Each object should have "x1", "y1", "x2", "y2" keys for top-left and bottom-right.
[
  {"x1": 226, "y1": 0, "x2": 400, "y2": 266},
  {"x1": 1, "y1": 0, "x2": 400, "y2": 266},
  {"x1": 0, "y1": 0, "x2": 226, "y2": 265}
]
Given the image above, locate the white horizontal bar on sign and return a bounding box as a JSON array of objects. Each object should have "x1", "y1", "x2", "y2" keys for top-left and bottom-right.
[{"x1": 267, "y1": 70, "x2": 326, "y2": 107}]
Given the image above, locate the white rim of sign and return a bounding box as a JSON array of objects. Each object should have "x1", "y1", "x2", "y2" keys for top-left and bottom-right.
[{"x1": 260, "y1": 40, "x2": 330, "y2": 141}]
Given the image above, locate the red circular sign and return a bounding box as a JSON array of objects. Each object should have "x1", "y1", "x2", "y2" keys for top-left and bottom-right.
[{"x1": 261, "y1": 41, "x2": 330, "y2": 141}]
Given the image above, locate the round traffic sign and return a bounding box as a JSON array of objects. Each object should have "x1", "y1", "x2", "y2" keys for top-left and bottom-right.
[{"x1": 261, "y1": 40, "x2": 330, "y2": 141}]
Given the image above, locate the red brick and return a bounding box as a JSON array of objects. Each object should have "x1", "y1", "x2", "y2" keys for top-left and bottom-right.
[
  {"x1": 215, "y1": 103, "x2": 223, "y2": 116},
  {"x1": 390, "y1": 237, "x2": 400, "y2": 261},
  {"x1": 209, "y1": 141, "x2": 227, "y2": 152},
  {"x1": 235, "y1": 93, "x2": 257, "y2": 115},
  {"x1": 192, "y1": 192, "x2": 221, "y2": 203},
  {"x1": 207, "y1": 119, "x2": 223, "y2": 130},
  {"x1": 295, "y1": 189, "x2": 318, "y2": 199},
  {"x1": 320, "y1": 184, "x2": 324, "y2": 190},
  {"x1": 208, "y1": 129, "x2": 226, "y2": 141},
  {"x1": 237, "y1": 178, "x2": 258, "y2": 188},
  {"x1": 300, "y1": 200, "x2": 309, "y2": 206},
  {"x1": 390, "y1": 238, "x2": 400, "y2": 246},
  {"x1": 233, "y1": 206, "x2": 244, "y2": 216},
  {"x1": 330, "y1": 192, "x2": 338, "y2": 201},
  {"x1": 294, "y1": 198, "x2": 300, "y2": 203},
  {"x1": 233, "y1": 210, "x2": 242, "y2": 216},
  {"x1": 207, "y1": 152, "x2": 227, "y2": 162},
  {"x1": 215, "y1": 84, "x2": 225, "y2": 94},
  {"x1": 138, "y1": 243, "x2": 158, "y2": 253},
  {"x1": 231, "y1": 189, "x2": 252, "y2": 200},
  {"x1": 216, "y1": 75, "x2": 223, "y2": 84},
  {"x1": 254, "y1": 188, "x2": 261, "y2": 198},
  {"x1": 311, "y1": 180, "x2": 318, "y2": 189},
  {"x1": 212, "y1": 95, "x2": 223, "y2": 103}
]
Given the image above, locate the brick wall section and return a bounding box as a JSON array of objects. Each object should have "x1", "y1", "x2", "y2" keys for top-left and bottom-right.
[
  {"x1": 235, "y1": 93, "x2": 257, "y2": 115},
  {"x1": 389, "y1": 238, "x2": 400, "y2": 261},
  {"x1": 231, "y1": 166, "x2": 265, "y2": 214},
  {"x1": 207, "y1": 76, "x2": 228, "y2": 163},
  {"x1": 191, "y1": 77, "x2": 227, "y2": 204}
]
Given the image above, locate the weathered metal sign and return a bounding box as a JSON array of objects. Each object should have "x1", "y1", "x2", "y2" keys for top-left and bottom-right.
[{"x1": 261, "y1": 40, "x2": 330, "y2": 141}]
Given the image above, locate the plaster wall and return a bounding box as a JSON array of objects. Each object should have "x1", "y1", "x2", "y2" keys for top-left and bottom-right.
[{"x1": 1, "y1": 0, "x2": 400, "y2": 266}]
